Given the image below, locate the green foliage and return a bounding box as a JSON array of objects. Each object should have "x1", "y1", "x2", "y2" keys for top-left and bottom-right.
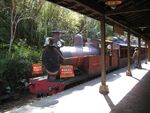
[
  {"x1": 106, "y1": 24, "x2": 114, "y2": 37},
  {"x1": 86, "y1": 17, "x2": 100, "y2": 39},
  {"x1": 0, "y1": 43, "x2": 41, "y2": 92},
  {"x1": 0, "y1": 0, "x2": 103, "y2": 47},
  {"x1": 0, "y1": 0, "x2": 11, "y2": 42}
]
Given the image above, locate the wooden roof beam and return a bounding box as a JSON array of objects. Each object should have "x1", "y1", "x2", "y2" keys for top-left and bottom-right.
[
  {"x1": 49, "y1": 0, "x2": 64, "y2": 4},
  {"x1": 63, "y1": 2, "x2": 77, "y2": 8},
  {"x1": 106, "y1": 9, "x2": 150, "y2": 16},
  {"x1": 72, "y1": 0, "x2": 104, "y2": 16},
  {"x1": 131, "y1": 24, "x2": 150, "y2": 29},
  {"x1": 105, "y1": 16, "x2": 147, "y2": 39}
]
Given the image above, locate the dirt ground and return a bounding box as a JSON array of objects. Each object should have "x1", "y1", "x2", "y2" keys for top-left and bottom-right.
[
  {"x1": 0, "y1": 94, "x2": 38, "y2": 113},
  {"x1": 110, "y1": 71, "x2": 150, "y2": 113}
]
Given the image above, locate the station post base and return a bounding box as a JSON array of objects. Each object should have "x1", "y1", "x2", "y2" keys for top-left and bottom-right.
[
  {"x1": 145, "y1": 60, "x2": 147, "y2": 64},
  {"x1": 137, "y1": 64, "x2": 142, "y2": 69},
  {"x1": 99, "y1": 84, "x2": 109, "y2": 95},
  {"x1": 126, "y1": 70, "x2": 132, "y2": 76}
]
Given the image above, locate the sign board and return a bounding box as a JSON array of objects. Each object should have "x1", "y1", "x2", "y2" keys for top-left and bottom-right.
[
  {"x1": 60, "y1": 65, "x2": 74, "y2": 78},
  {"x1": 32, "y1": 63, "x2": 43, "y2": 75}
]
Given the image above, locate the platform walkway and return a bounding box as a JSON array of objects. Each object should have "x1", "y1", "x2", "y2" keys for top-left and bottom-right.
[
  {"x1": 110, "y1": 67, "x2": 150, "y2": 113},
  {"x1": 7, "y1": 62, "x2": 150, "y2": 113}
]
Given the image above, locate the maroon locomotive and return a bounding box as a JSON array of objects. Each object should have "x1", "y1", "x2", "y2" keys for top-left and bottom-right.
[{"x1": 29, "y1": 36, "x2": 145, "y2": 96}]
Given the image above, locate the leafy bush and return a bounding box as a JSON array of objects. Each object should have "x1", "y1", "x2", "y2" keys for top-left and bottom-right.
[{"x1": 0, "y1": 44, "x2": 41, "y2": 93}]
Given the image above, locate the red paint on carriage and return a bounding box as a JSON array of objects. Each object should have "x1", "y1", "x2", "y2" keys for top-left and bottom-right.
[{"x1": 29, "y1": 78, "x2": 65, "y2": 95}]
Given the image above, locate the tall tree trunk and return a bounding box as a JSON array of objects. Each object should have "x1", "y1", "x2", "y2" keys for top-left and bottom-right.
[
  {"x1": 9, "y1": 21, "x2": 17, "y2": 53},
  {"x1": 9, "y1": 0, "x2": 15, "y2": 54}
]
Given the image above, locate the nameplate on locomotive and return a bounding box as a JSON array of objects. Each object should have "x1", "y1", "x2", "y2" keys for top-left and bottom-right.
[
  {"x1": 32, "y1": 63, "x2": 43, "y2": 75},
  {"x1": 60, "y1": 65, "x2": 74, "y2": 78}
]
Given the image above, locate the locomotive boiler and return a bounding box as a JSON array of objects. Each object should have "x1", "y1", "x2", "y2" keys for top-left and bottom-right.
[{"x1": 60, "y1": 45, "x2": 99, "y2": 67}]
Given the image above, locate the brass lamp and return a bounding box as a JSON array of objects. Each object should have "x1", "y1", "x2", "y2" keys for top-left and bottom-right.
[{"x1": 105, "y1": 0, "x2": 122, "y2": 9}]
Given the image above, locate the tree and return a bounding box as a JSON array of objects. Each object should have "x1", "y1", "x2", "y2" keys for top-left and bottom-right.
[
  {"x1": 0, "y1": 0, "x2": 11, "y2": 43},
  {"x1": 9, "y1": 0, "x2": 44, "y2": 53}
]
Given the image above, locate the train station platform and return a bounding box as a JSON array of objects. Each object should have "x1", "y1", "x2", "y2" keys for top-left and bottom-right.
[
  {"x1": 110, "y1": 69, "x2": 150, "y2": 113},
  {"x1": 6, "y1": 62, "x2": 150, "y2": 113}
]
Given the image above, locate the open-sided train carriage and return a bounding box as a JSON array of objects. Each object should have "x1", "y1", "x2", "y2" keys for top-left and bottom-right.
[{"x1": 119, "y1": 43, "x2": 146, "y2": 68}]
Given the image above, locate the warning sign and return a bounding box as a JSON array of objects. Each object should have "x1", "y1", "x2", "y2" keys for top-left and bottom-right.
[
  {"x1": 60, "y1": 65, "x2": 74, "y2": 78},
  {"x1": 32, "y1": 63, "x2": 43, "y2": 75}
]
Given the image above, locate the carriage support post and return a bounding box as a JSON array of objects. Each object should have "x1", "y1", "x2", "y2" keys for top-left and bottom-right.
[
  {"x1": 148, "y1": 40, "x2": 150, "y2": 62},
  {"x1": 137, "y1": 37, "x2": 142, "y2": 69},
  {"x1": 145, "y1": 39, "x2": 148, "y2": 64}
]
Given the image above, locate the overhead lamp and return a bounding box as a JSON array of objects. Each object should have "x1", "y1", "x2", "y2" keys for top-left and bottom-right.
[
  {"x1": 105, "y1": 0, "x2": 122, "y2": 9},
  {"x1": 139, "y1": 27, "x2": 147, "y2": 31}
]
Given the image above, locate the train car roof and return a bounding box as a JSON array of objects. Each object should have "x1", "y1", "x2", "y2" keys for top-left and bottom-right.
[{"x1": 116, "y1": 43, "x2": 145, "y2": 48}]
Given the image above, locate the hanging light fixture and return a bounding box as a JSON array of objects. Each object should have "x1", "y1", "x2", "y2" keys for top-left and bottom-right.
[{"x1": 105, "y1": 0, "x2": 122, "y2": 9}]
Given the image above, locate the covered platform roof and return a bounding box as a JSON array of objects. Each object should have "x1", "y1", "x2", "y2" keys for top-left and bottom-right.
[{"x1": 48, "y1": 0, "x2": 150, "y2": 39}]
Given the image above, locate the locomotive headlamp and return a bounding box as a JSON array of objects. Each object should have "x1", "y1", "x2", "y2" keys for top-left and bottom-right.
[{"x1": 105, "y1": 0, "x2": 122, "y2": 9}]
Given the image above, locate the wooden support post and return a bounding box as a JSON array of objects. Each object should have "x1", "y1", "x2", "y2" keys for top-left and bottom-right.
[
  {"x1": 126, "y1": 30, "x2": 132, "y2": 76},
  {"x1": 145, "y1": 39, "x2": 148, "y2": 64},
  {"x1": 148, "y1": 40, "x2": 150, "y2": 62},
  {"x1": 137, "y1": 37, "x2": 142, "y2": 69},
  {"x1": 99, "y1": 15, "x2": 109, "y2": 95}
]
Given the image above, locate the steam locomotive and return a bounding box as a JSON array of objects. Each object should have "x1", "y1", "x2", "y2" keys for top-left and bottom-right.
[{"x1": 29, "y1": 36, "x2": 146, "y2": 96}]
